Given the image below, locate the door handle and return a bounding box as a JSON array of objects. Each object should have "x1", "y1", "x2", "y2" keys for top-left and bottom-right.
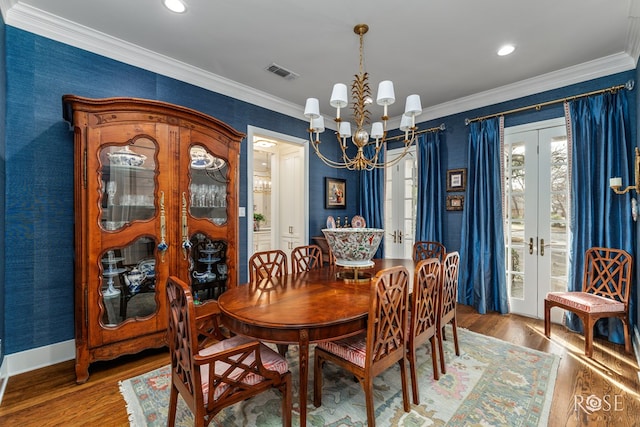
[
  {"x1": 390, "y1": 230, "x2": 397, "y2": 243},
  {"x1": 157, "y1": 191, "x2": 169, "y2": 262},
  {"x1": 529, "y1": 238, "x2": 534, "y2": 255},
  {"x1": 398, "y1": 230, "x2": 403, "y2": 244},
  {"x1": 540, "y1": 238, "x2": 545, "y2": 256}
]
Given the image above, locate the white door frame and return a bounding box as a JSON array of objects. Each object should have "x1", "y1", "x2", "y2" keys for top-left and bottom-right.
[
  {"x1": 504, "y1": 117, "x2": 567, "y2": 321},
  {"x1": 246, "y1": 126, "x2": 308, "y2": 272}
]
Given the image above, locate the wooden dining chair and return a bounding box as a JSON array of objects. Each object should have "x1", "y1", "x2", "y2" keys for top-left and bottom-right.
[
  {"x1": 412, "y1": 241, "x2": 446, "y2": 262},
  {"x1": 544, "y1": 247, "x2": 632, "y2": 358},
  {"x1": 166, "y1": 276, "x2": 292, "y2": 427},
  {"x1": 437, "y1": 251, "x2": 460, "y2": 374},
  {"x1": 313, "y1": 265, "x2": 411, "y2": 427},
  {"x1": 248, "y1": 249, "x2": 288, "y2": 282},
  {"x1": 291, "y1": 244, "x2": 323, "y2": 274},
  {"x1": 407, "y1": 258, "x2": 442, "y2": 404}
]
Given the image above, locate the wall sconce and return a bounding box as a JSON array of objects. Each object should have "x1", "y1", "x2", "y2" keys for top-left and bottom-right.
[{"x1": 610, "y1": 147, "x2": 640, "y2": 194}]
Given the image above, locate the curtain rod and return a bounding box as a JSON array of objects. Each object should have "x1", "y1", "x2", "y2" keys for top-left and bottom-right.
[
  {"x1": 464, "y1": 79, "x2": 635, "y2": 125},
  {"x1": 383, "y1": 123, "x2": 446, "y2": 143}
]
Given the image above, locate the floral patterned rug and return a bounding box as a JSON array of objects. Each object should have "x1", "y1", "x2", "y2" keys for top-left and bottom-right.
[{"x1": 119, "y1": 328, "x2": 560, "y2": 426}]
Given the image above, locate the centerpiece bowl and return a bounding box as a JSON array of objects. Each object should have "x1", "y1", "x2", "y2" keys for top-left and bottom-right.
[{"x1": 322, "y1": 228, "x2": 384, "y2": 268}]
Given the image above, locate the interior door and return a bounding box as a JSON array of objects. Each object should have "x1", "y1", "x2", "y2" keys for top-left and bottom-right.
[
  {"x1": 279, "y1": 144, "x2": 305, "y2": 262},
  {"x1": 504, "y1": 118, "x2": 568, "y2": 320},
  {"x1": 384, "y1": 147, "x2": 417, "y2": 259}
]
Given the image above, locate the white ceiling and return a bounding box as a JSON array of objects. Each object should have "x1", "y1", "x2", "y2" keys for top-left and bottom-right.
[{"x1": 2, "y1": 0, "x2": 639, "y2": 128}]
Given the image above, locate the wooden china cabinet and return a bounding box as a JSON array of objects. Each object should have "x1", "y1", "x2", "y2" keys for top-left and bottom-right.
[{"x1": 63, "y1": 96, "x2": 244, "y2": 383}]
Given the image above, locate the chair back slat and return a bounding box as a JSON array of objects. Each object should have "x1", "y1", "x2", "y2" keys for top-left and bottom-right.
[
  {"x1": 413, "y1": 241, "x2": 446, "y2": 262},
  {"x1": 441, "y1": 251, "x2": 460, "y2": 324},
  {"x1": 166, "y1": 276, "x2": 200, "y2": 397},
  {"x1": 367, "y1": 265, "x2": 410, "y2": 366},
  {"x1": 249, "y1": 249, "x2": 288, "y2": 282},
  {"x1": 291, "y1": 245, "x2": 323, "y2": 274},
  {"x1": 583, "y1": 247, "x2": 632, "y2": 305},
  {"x1": 412, "y1": 259, "x2": 441, "y2": 340}
]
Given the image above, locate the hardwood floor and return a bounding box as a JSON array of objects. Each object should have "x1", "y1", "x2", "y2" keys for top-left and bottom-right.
[{"x1": 0, "y1": 305, "x2": 638, "y2": 426}]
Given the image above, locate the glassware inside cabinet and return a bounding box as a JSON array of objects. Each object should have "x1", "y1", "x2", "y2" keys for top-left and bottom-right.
[
  {"x1": 100, "y1": 237, "x2": 157, "y2": 327},
  {"x1": 100, "y1": 137, "x2": 158, "y2": 231},
  {"x1": 187, "y1": 232, "x2": 228, "y2": 303},
  {"x1": 189, "y1": 145, "x2": 228, "y2": 226}
]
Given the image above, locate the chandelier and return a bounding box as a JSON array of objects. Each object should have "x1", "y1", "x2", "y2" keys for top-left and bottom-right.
[{"x1": 304, "y1": 24, "x2": 422, "y2": 171}]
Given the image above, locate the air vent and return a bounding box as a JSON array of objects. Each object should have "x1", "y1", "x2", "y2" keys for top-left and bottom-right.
[{"x1": 265, "y1": 63, "x2": 299, "y2": 80}]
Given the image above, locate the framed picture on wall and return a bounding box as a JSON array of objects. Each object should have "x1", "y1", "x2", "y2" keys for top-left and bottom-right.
[
  {"x1": 325, "y1": 177, "x2": 346, "y2": 209},
  {"x1": 446, "y1": 195, "x2": 464, "y2": 211},
  {"x1": 447, "y1": 168, "x2": 467, "y2": 192}
]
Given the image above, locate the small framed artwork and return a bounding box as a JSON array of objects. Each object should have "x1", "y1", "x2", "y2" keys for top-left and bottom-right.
[
  {"x1": 325, "y1": 177, "x2": 346, "y2": 209},
  {"x1": 446, "y1": 195, "x2": 464, "y2": 211},
  {"x1": 447, "y1": 168, "x2": 467, "y2": 192}
]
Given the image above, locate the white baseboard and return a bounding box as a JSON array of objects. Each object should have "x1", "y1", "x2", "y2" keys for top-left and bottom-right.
[
  {"x1": 0, "y1": 340, "x2": 74, "y2": 406},
  {"x1": 0, "y1": 358, "x2": 7, "y2": 406},
  {"x1": 4, "y1": 340, "x2": 75, "y2": 378}
]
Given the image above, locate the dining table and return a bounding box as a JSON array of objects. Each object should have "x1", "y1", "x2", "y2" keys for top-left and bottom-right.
[{"x1": 217, "y1": 258, "x2": 415, "y2": 426}]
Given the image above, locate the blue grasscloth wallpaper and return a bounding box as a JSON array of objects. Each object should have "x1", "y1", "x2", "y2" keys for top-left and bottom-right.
[
  {"x1": 3, "y1": 26, "x2": 355, "y2": 355},
  {"x1": 2, "y1": 24, "x2": 638, "y2": 357},
  {"x1": 0, "y1": 13, "x2": 6, "y2": 363}
]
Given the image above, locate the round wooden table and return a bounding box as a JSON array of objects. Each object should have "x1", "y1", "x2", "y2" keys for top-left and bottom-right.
[{"x1": 218, "y1": 258, "x2": 415, "y2": 426}]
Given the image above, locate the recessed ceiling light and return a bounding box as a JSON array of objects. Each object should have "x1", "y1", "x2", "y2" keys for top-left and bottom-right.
[
  {"x1": 163, "y1": 0, "x2": 187, "y2": 13},
  {"x1": 497, "y1": 44, "x2": 516, "y2": 56}
]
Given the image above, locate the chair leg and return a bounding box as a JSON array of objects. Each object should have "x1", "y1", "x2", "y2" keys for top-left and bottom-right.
[
  {"x1": 168, "y1": 385, "x2": 178, "y2": 427},
  {"x1": 584, "y1": 316, "x2": 594, "y2": 358},
  {"x1": 313, "y1": 352, "x2": 323, "y2": 408},
  {"x1": 451, "y1": 319, "x2": 460, "y2": 356},
  {"x1": 437, "y1": 328, "x2": 447, "y2": 374},
  {"x1": 544, "y1": 300, "x2": 551, "y2": 338},
  {"x1": 280, "y1": 373, "x2": 292, "y2": 427},
  {"x1": 429, "y1": 336, "x2": 439, "y2": 381},
  {"x1": 408, "y1": 345, "x2": 420, "y2": 404},
  {"x1": 363, "y1": 378, "x2": 376, "y2": 427},
  {"x1": 277, "y1": 344, "x2": 289, "y2": 356},
  {"x1": 399, "y1": 357, "x2": 410, "y2": 413},
  {"x1": 621, "y1": 315, "x2": 632, "y2": 354}
]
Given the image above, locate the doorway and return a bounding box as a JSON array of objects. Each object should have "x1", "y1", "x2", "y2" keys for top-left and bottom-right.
[
  {"x1": 247, "y1": 126, "x2": 308, "y2": 270},
  {"x1": 384, "y1": 146, "x2": 417, "y2": 259},
  {"x1": 504, "y1": 118, "x2": 568, "y2": 320}
]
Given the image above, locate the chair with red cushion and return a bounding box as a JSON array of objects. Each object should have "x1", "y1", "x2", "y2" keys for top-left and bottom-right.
[
  {"x1": 544, "y1": 247, "x2": 632, "y2": 358},
  {"x1": 166, "y1": 276, "x2": 292, "y2": 427},
  {"x1": 407, "y1": 258, "x2": 442, "y2": 404},
  {"x1": 313, "y1": 265, "x2": 411, "y2": 427}
]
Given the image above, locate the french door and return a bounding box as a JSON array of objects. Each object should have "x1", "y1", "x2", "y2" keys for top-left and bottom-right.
[
  {"x1": 384, "y1": 147, "x2": 417, "y2": 259},
  {"x1": 504, "y1": 118, "x2": 568, "y2": 320}
]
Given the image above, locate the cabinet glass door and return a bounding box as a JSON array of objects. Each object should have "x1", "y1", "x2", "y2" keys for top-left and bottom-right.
[
  {"x1": 97, "y1": 137, "x2": 159, "y2": 326},
  {"x1": 188, "y1": 145, "x2": 228, "y2": 225},
  {"x1": 99, "y1": 239, "x2": 157, "y2": 326},
  {"x1": 100, "y1": 138, "x2": 157, "y2": 230},
  {"x1": 185, "y1": 144, "x2": 231, "y2": 303}
]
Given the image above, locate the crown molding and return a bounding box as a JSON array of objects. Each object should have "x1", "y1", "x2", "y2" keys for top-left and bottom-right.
[
  {"x1": 410, "y1": 52, "x2": 637, "y2": 126},
  {"x1": 3, "y1": 2, "x2": 638, "y2": 130}
]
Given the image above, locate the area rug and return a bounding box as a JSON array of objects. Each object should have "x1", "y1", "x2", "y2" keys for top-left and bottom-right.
[{"x1": 119, "y1": 328, "x2": 560, "y2": 426}]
